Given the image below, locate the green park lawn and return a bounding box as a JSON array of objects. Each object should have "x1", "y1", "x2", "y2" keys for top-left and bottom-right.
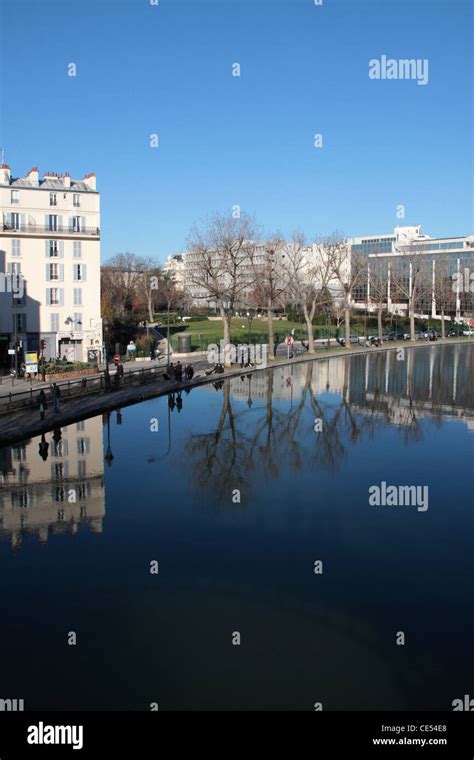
[{"x1": 161, "y1": 317, "x2": 346, "y2": 352}]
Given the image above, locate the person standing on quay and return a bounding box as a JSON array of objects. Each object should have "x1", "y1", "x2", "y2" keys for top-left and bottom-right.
[
  {"x1": 38, "y1": 389, "x2": 48, "y2": 420},
  {"x1": 52, "y1": 383, "x2": 61, "y2": 413}
]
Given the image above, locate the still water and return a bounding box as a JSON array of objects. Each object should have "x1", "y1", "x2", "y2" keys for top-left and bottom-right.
[{"x1": 0, "y1": 344, "x2": 472, "y2": 710}]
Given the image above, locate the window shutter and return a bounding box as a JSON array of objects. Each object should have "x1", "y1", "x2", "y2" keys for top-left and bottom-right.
[
  {"x1": 59, "y1": 289, "x2": 64, "y2": 306},
  {"x1": 20, "y1": 214, "x2": 25, "y2": 229},
  {"x1": 45, "y1": 215, "x2": 49, "y2": 229},
  {"x1": 59, "y1": 240, "x2": 64, "y2": 258},
  {"x1": 73, "y1": 265, "x2": 77, "y2": 282},
  {"x1": 58, "y1": 215, "x2": 63, "y2": 231},
  {"x1": 69, "y1": 216, "x2": 74, "y2": 231},
  {"x1": 45, "y1": 240, "x2": 50, "y2": 257},
  {"x1": 46, "y1": 289, "x2": 51, "y2": 306},
  {"x1": 7, "y1": 212, "x2": 12, "y2": 225},
  {"x1": 82, "y1": 264, "x2": 87, "y2": 281},
  {"x1": 45, "y1": 264, "x2": 50, "y2": 282},
  {"x1": 81, "y1": 216, "x2": 86, "y2": 231},
  {"x1": 59, "y1": 264, "x2": 64, "y2": 282},
  {"x1": 63, "y1": 440, "x2": 69, "y2": 457}
]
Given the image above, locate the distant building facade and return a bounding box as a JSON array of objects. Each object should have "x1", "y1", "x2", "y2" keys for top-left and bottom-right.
[{"x1": 0, "y1": 164, "x2": 102, "y2": 366}]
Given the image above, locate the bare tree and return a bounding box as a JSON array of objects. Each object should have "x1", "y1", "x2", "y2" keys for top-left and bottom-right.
[
  {"x1": 432, "y1": 255, "x2": 456, "y2": 338},
  {"x1": 327, "y1": 234, "x2": 366, "y2": 348},
  {"x1": 368, "y1": 255, "x2": 389, "y2": 342},
  {"x1": 280, "y1": 231, "x2": 333, "y2": 353},
  {"x1": 187, "y1": 212, "x2": 259, "y2": 365},
  {"x1": 249, "y1": 234, "x2": 289, "y2": 360},
  {"x1": 101, "y1": 253, "x2": 147, "y2": 318},
  {"x1": 390, "y1": 247, "x2": 432, "y2": 341}
]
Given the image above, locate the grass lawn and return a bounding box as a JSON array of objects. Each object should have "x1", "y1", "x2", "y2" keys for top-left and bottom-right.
[{"x1": 162, "y1": 318, "x2": 348, "y2": 351}]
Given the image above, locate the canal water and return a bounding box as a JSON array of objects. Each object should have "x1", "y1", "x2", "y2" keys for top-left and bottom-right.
[{"x1": 0, "y1": 343, "x2": 472, "y2": 710}]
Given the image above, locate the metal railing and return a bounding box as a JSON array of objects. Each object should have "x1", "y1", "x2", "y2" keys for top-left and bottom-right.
[
  {"x1": 0, "y1": 364, "x2": 166, "y2": 415},
  {"x1": 2, "y1": 223, "x2": 100, "y2": 237}
]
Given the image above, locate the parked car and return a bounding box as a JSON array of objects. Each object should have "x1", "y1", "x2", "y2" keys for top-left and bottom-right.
[
  {"x1": 448, "y1": 329, "x2": 463, "y2": 337},
  {"x1": 387, "y1": 332, "x2": 405, "y2": 341},
  {"x1": 338, "y1": 336, "x2": 360, "y2": 346},
  {"x1": 462, "y1": 329, "x2": 474, "y2": 336}
]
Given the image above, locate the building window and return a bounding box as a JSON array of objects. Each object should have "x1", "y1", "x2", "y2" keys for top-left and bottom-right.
[
  {"x1": 73, "y1": 288, "x2": 82, "y2": 306},
  {"x1": 48, "y1": 214, "x2": 58, "y2": 231},
  {"x1": 73, "y1": 263, "x2": 87, "y2": 281},
  {"x1": 49, "y1": 263, "x2": 59, "y2": 280},
  {"x1": 12, "y1": 239, "x2": 20, "y2": 257},
  {"x1": 49, "y1": 240, "x2": 59, "y2": 257},
  {"x1": 7, "y1": 261, "x2": 21, "y2": 275},
  {"x1": 73, "y1": 194, "x2": 80, "y2": 207},
  {"x1": 50, "y1": 193, "x2": 57, "y2": 207},
  {"x1": 10, "y1": 212, "x2": 20, "y2": 229},
  {"x1": 11, "y1": 189, "x2": 19, "y2": 204},
  {"x1": 51, "y1": 313, "x2": 59, "y2": 332},
  {"x1": 73, "y1": 241, "x2": 82, "y2": 258},
  {"x1": 48, "y1": 288, "x2": 60, "y2": 305},
  {"x1": 71, "y1": 216, "x2": 83, "y2": 232},
  {"x1": 76, "y1": 437, "x2": 90, "y2": 455},
  {"x1": 76, "y1": 421, "x2": 85, "y2": 432}
]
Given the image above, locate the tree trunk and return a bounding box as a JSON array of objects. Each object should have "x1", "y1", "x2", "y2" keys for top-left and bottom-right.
[
  {"x1": 441, "y1": 307, "x2": 446, "y2": 339},
  {"x1": 378, "y1": 307, "x2": 383, "y2": 343},
  {"x1": 267, "y1": 298, "x2": 275, "y2": 359},
  {"x1": 220, "y1": 305, "x2": 232, "y2": 367},
  {"x1": 409, "y1": 305, "x2": 415, "y2": 342},
  {"x1": 344, "y1": 292, "x2": 351, "y2": 349},
  {"x1": 302, "y1": 303, "x2": 315, "y2": 353}
]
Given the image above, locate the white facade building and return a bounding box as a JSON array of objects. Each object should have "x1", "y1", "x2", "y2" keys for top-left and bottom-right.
[{"x1": 0, "y1": 164, "x2": 102, "y2": 365}]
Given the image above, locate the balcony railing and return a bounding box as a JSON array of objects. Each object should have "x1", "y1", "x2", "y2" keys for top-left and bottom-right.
[{"x1": 2, "y1": 223, "x2": 100, "y2": 237}]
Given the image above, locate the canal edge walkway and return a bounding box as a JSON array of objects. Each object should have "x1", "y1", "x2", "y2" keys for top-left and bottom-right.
[{"x1": 0, "y1": 337, "x2": 470, "y2": 447}]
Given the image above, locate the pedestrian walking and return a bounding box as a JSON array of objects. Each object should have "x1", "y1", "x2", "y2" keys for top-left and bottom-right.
[
  {"x1": 38, "y1": 389, "x2": 48, "y2": 420},
  {"x1": 52, "y1": 383, "x2": 61, "y2": 413},
  {"x1": 175, "y1": 361, "x2": 183, "y2": 382}
]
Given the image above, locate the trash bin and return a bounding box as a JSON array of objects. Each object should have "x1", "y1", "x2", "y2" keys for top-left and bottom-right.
[{"x1": 177, "y1": 333, "x2": 192, "y2": 353}]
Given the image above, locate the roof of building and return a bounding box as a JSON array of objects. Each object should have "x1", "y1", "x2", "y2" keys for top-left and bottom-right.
[{"x1": 9, "y1": 178, "x2": 93, "y2": 191}]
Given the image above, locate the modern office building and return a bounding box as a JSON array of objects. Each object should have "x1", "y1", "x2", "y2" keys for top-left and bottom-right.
[
  {"x1": 0, "y1": 164, "x2": 102, "y2": 366},
  {"x1": 351, "y1": 225, "x2": 474, "y2": 320}
]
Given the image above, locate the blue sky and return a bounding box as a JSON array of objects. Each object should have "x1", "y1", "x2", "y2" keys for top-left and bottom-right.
[{"x1": 1, "y1": 0, "x2": 472, "y2": 263}]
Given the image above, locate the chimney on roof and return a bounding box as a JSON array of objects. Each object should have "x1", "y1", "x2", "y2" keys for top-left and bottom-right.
[
  {"x1": 83, "y1": 172, "x2": 96, "y2": 191},
  {"x1": 0, "y1": 164, "x2": 11, "y2": 184},
  {"x1": 43, "y1": 171, "x2": 59, "y2": 180},
  {"x1": 26, "y1": 166, "x2": 39, "y2": 185},
  {"x1": 62, "y1": 173, "x2": 71, "y2": 189}
]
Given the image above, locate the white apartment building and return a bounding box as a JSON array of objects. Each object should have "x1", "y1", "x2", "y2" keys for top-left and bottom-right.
[{"x1": 0, "y1": 164, "x2": 102, "y2": 366}]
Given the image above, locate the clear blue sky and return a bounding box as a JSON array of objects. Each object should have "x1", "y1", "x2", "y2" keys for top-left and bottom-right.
[{"x1": 1, "y1": 0, "x2": 472, "y2": 263}]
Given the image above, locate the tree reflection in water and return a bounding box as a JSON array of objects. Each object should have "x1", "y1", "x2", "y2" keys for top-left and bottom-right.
[{"x1": 185, "y1": 345, "x2": 473, "y2": 507}]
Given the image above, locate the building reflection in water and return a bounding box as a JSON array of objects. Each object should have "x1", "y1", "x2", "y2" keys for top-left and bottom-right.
[
  {"x1": 187, "y1": 344, "x2": 473, "y2": 503},
  {"x1": 0, "y1": 416, "x2": 105, "y2": 549}
]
